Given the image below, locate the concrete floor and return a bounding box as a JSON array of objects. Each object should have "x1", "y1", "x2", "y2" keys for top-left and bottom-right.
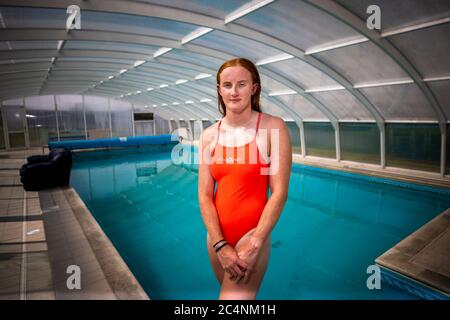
[{"x1": 0, "y1": 147, "x2": 148, "y2": 300}]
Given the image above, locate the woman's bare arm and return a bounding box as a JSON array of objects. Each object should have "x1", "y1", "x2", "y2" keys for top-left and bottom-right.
[
  {"x1": 198, "y1": 127, "x2": 223, "y2": 245},
  {"x1": 251, "y1": 116, "x2": 292, "y2": 247}
]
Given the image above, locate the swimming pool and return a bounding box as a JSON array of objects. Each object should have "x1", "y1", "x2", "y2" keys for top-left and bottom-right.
[{"x1": 70, "y1": 147, "x2": 450, "y2": 299}]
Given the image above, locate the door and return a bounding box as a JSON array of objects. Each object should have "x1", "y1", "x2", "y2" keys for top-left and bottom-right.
[{"x1": 2, "y1": 105, "x2": 29, "y2": 148}]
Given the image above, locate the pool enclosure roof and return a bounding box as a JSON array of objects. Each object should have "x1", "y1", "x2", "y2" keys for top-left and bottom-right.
[{"x1": 0, "y1": 0, "x2": 449, "y2": 127}]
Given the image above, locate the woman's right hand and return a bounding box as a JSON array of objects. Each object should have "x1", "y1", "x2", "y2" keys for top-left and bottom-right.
[{"x1": 216, "y1": 245, "x2": 250, "y2": 281}]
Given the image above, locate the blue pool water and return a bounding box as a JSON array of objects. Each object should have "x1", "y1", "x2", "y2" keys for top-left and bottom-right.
[{"x1": 70, "y1": 147, "x2": 450, "y2": 299}]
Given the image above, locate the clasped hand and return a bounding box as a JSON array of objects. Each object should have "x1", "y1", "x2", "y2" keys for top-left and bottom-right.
[{"x1": 217, "y1": 239, "x2": 262, "y2": 284}]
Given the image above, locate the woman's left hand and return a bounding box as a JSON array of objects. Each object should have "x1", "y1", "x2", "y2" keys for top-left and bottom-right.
[{"x1": 235, "y1": 237, "x2": 264, "y2": 284}]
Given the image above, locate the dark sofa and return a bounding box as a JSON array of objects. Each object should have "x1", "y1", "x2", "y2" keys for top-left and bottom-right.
[{"x1": 20, "y1": 148, "x2": 73, "y2": 191}]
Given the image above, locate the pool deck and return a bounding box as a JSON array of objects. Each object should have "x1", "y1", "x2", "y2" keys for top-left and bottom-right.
[
  {"x1": 0, "y1": 147, "x2": 148, "y2": 300},
  {"x1": 376, "y1": 208, "x2": 450, "y2": 298},
  {"x1": 292, "y1": 154, "x2": 450, "y2": 189}
]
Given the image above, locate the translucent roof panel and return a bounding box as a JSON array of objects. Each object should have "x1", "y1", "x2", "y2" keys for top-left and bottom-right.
[
  {"x1": 264, "y1": 58, "x2": 341, "y2": 89},
  {"x1": 314, "y1": 41, "x2": 411, "y2": 85},
  {"x1": 260, "y1": 74, "x2": 296, "y2": 93},
  {"x1": 48, "y1": 73, "x2": 108, "y2": 82},
  {"x1": 0, "y1": 7, "x2": 65, "y2": 28},
  {"x1": 427, "y1": 80, "x2": 450, "y2": 120},
  {"x1": 163, "y1": 49, "x2": 223, "y2": 70},
  {"x1": 147, "y1": 89, "x2": 196, "y2": 104},
  {"x1": 139, "y1": 62, "x2": 201, "y2": 79},
  {"x1": 311, "y1": 90, "x2": 374, "y2": 121},
  {"x1": 0, "y1": 42, "x2": 11, "y2": 50},
  {"x1": 50, "y1": 70, "x2": 116, "y2": 78},
  {"x1": 103, "y1": 82, "x2": 141, "y2": 93},
  {"x1": 234, "y1": 0, "x2": 363, "y2": 51},
  {"x1": 53, "y1": 61, "x2": 130, "y2": 71},
  {"x1": 137, "y1": 0, "x2": 249, "y2": 19},
  {"x1": 0, "y1": 58, "x2": 51, "y2": 65},
  {"x1": 82, "y1": 11, "x2": 198, "y2": 40},
  {"x1": 261, "y1": 97, "x2": 294, "y2": 120},
  {"x1": 335, "y1": 0, "x2": 450, "y2": 32},
  {"x1": 389, "y1": 24, "x2": 450, "y2": 78},
  {"x1": 276, "y1": 94, "x2": 328, "y2": 121},
  {"x1": 165, "y1": 86, "x2": 214, "y2": 102},
  {"x1": 125, "y1": 70, "x2": 177, "y2": 84},
  {"x1": 183, "y1": 81, "x2": 217, "y2": 98},
  {"x1": 24, "y1": 95, "x2": 55, "y2": 111},
  {"x1": 0, "y1": 62, "x2": 52, "y2": 73},
  {"x1": 1, "y1": 91, "x2": 40, "y2": 101},
  {"x1": 110, "y1": 80, "x2": 164, "y2": 92},
  {"x1": 3, "y1": 98, "x2": 24, "y2": 106},
  {"x1": 57, "y1": 57, "x2": 135, "y2": 65},
  {"x1": 9, "y1": 41, "x2": 58, "y2": 50},
  {"x1": 190, "y1": 30, "x2": 284, "y2": 61},
  {"x1": 0, "y1": 71, "x2": 47, "y2": 82},
  {"x1": 63, "y1": 41, "x2": 160, "y2": 55},
  {"x1": 359, "y1": 84, "x2": 437, "y2": 121}
]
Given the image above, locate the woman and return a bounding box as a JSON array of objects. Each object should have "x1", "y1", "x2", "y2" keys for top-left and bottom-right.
[{"x1": 198, "y1": 57, "x2": 292, "y2": 299}]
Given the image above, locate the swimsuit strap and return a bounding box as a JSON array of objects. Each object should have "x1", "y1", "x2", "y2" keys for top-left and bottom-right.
[
  {"x1": 211, "y1": 119, "x2": 222, "y2": 157},
  {"x1": 254, "y1": 112, "x2": 261, "y2": 139}
]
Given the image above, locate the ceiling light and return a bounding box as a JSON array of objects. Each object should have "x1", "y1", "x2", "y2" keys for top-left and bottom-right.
[
  {"x1": 172, "y1": 102, "x2": 180, "y2": 105},
  {"x1": 119, "y1": 69, "x2": 127, "y2": 74},
  {"x1": 175, "y1": 79, "x2": 188, "y2": 85},
  {"x1": 195, "y1": 73, "x2": 212, "y2": 80},
  {"x1": 162, "y1": 103, "x2": 167, "y2": 106},
  {"x1": 268, "y1": 89, "x2": 297, "y2": 96},
  {"x1": 353, "y1": 80, "x2": 413, "y2": 89},
  {"x1": 256, "y1": 53, "x2": 294, "y2": 66},
  {"x1": 136, "y1": 90, "x2": 142, "y2": 94},
  {"x1": 134, "y1": 60, "x2": 146, "y2": 67},
  {"x1": 159, "y1": 84, "x2": 168, "y2": 88},
  {"x1": 108, "y1": 76, "x2": 114, "y2": 80},
  {"x1": 181, "y1": 27, "x2": 213, "y2": 44},
  {"x1": 147, "y1": 87, "x2": 154, "y2": 91},
  {"x1": 185, "y1": 100, "x2": 194, "y2": 104},
  {"x1": 423, "y1": 76, "x2": 450, "y2": 82},
  {"x1": 304, "y1": 86, "x2": 345, "y2": 93},
  {"x1": 305, "y1": 37, "x2": 368, "y2": 55},
  {"x1": 57, "y1": 40, "x2": 64, "y2": 51},
  {"x1": 224, "y1": 0, "x2": 275, "y2": 24},
  {"x1": 153, "y1": 47, "x2": 172, "y2": 58},
  {"x1": 200, "y1": 98, "x2": 211, "y2": 102}
]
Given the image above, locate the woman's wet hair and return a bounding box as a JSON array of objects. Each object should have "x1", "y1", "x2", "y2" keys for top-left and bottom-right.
[{"x1": 216, "y1": 57, "x2": 262, "y2": 116}]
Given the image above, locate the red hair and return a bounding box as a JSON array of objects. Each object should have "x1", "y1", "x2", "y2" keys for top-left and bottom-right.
[{"x1": 216, "y1": 58, "x2": 262, "y2": 116}]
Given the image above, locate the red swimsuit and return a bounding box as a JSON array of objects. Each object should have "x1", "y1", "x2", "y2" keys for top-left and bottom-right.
[{"x1": 210, "y1": 112, "x2": 269, "y2": 247}]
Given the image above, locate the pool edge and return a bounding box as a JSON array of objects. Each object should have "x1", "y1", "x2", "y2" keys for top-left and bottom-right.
[{"x1": 63, "y1": 186, "x2": 150, "y2": 300}]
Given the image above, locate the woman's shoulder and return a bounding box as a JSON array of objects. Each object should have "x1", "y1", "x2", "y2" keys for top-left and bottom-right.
[
  {"x1": 200, "y1": 120, "x2": 220, "y2": 143},
  {"x1": 260, "y1": 112, "x2": 286, "y2": 130}
]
